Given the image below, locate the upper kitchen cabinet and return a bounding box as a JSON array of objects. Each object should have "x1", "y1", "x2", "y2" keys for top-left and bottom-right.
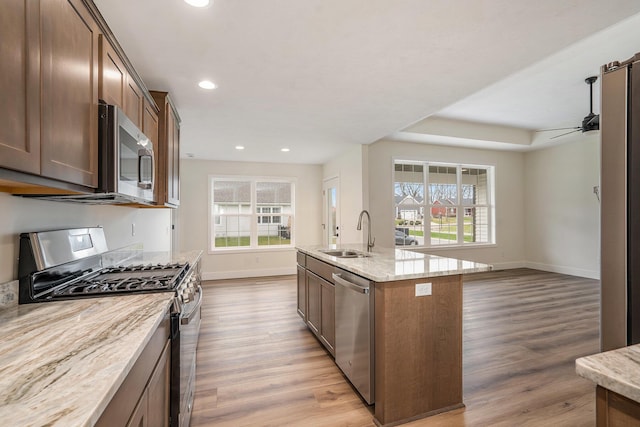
[
  {"x1": 0, "y1": 0, "x2": 99, "y2": 188},
  {"x1": 40, "y1": 0, "x2": 100, "y2": 188},
  {"x1": 150, "y1": 91, "x2": 181, "y2": 207},
  {"x1": 98, "y1": 34, "x2": 126, "y2": 108},
  {"x1": 99, "y1": 35, "x2": 154, "y2": 132},
  {"x1": 143, "y1": 98, "x2": 159, "y2": 148},
  {"x1": 0, "y1": 0, "x2": 40, "y2": 175}
]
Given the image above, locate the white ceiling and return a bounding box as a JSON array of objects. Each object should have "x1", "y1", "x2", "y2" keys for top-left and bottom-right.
[{"x1": 93, "y1": 0, "x2": 640, "y2": 164}]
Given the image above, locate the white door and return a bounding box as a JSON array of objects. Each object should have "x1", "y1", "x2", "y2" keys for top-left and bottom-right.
[{"x1": 323, "y1": 177, "x2": 340, "y2": 246}]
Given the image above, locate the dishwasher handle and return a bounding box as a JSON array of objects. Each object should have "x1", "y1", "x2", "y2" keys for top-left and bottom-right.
[{"x1": 332, "y1": 273, "x2": 369, "y2": 294}]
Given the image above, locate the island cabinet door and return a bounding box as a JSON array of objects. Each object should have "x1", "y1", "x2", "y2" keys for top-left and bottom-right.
[
  {"x1": 596, "y1": 386, "x2": 640, "y2": 426},
  {"x1": 297, "y1": 265, "x2": 307, "y2": 321},
  {"x1": 319, "y1": 279, "x2": 335, "y2": 355},
  {"x1": 306, "y1": 271, "x2": 322, "y2": 337}
]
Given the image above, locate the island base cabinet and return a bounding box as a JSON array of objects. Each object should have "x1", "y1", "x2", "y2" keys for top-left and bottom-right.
[
  {"x1": 374, "y1": 275, "x2": 463, "y2": 426},
  {"x1": 597, "y1": 386, "x2": 640, "y2": 426},
  {"x1": 296, "y1": 264, "x2": 306, "y2": 321}
]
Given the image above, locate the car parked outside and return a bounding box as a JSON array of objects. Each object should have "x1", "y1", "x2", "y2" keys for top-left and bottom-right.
[{"x1": 395, "y1": 230, "x2": 418, "y2": 245}]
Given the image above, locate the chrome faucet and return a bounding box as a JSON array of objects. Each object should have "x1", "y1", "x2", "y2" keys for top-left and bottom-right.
[{"x1": 357, "y1": 210, "x2": 375, "y2": 252}]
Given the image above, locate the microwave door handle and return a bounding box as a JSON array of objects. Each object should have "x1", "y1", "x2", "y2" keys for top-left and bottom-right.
[{"x1": 137, "y1": 148, "x2": 153, "y2": 189}]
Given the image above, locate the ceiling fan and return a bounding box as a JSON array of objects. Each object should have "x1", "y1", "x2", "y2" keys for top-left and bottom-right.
[{"x1": 537, "y1": 76, "x2": 600, "y2": 139}]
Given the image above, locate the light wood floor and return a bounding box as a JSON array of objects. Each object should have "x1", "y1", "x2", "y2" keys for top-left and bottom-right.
[{"x1": 191, "y1": 268, "x2": 600, "y2": 427}]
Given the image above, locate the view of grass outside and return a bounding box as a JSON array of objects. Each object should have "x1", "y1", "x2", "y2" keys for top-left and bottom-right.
[
  {"x1": 398, "y1": 217, "x2": 476, "y2": 243},
  {"x1": 214, "y1": 236, "x2": 291, "y2": 247}
]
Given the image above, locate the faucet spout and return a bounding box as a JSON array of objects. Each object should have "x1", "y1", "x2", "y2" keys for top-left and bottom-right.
[{"x1": 357, "y1": 210, "x2": 375, "y2": 252}]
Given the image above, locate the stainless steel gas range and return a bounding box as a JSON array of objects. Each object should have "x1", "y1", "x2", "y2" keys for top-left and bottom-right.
[{"x1": 18, "y1": 227, "x2": 201, "y2": 427}]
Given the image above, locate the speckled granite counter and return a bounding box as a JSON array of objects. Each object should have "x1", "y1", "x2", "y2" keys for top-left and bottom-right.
[
  {"x1": 0, "y1": 293, "x2": 174, "y2": 426},
  {"x1": 296, "y1": 244, "x2": 492, "y2": 282},
  {"x1": 576, "y1": 345, "x2": 640, "y2": 403}
]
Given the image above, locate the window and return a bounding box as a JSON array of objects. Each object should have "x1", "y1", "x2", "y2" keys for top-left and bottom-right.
[
  {"x1": 394, "y1": 161, "x2": 494, "y2": 247},
  {"x1": 210, "y1": 177, "x2": 294, "y2": 250}
]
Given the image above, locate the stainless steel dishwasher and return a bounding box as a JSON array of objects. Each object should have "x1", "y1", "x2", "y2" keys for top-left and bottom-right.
[{"x1": 332, "y1": 269, "x2": 374, "y2": 405}]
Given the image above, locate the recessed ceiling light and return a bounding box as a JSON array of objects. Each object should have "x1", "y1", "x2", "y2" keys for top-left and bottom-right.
[
  {"x1": 235, "y1": 146, "x2": 245, "y2": 150},
  {"x1": 198, "y1": 80, "x2": 217, "y2": 90},
  {"x1": 281, "y1": 148, "x2": 290, "y2": 152},
  {"x1": 184, "y1": 0, "x2": 210, "y2": 7}
]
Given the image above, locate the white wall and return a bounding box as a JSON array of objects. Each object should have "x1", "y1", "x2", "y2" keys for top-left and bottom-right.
[
  {"x1": 178, "y1": 159, "x2": 323, "y2": 280},
  {"x1": 524, "y1": 134, "x2": 600, "y2": 279},
  {"x1": 0, "y1": 193, "x2": 171, "y2": 283},
  {"x1": 322, "y1": 145, "x2": 368, "y2": 244},
  {"x1": 367, "y1": 139, "x2": 526, "y2": 269}
]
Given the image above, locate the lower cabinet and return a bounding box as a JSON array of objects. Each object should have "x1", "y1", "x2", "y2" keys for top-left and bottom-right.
[
  {"x1": 319, "y1": 278, "x2": 335, "y2": 354},
  {"x1": 306, "y1": 272, "x2": 322, "y2": 336},
  {"x1": 296, "y1": 265, "x2": 306, "y2": 321},
  {"x1": 97, "y1": 313, "x2": 171, "y2": 427},
  {"x1": 596, "y1": 386, "x2": 640, "y2": 426},
  {"x1": 127, "y1": 339, "x2": 170, "y2": 427},
  {"x1": 299, "y1": 255, "x2": 335, "y2": 357}
]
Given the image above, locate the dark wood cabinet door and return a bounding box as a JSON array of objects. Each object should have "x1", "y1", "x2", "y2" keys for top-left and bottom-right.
[
  {"x1": 149, "y1": 91, "x2": 180, "y2": 207},
  {"x1": 126, "y1": 391, "x2": 148, "y2": 427},
  {"x1": 0, "y1": 0, "x2": 40, "y2": 174},
  {"x1": 320, "y1": 279, "x2": 335, "y2": 354},
  {"x1": 124, "y1": 75, "x2": 144, "y2": 129},
  {"x1": 306, "y1": 272, "x2": 321, "y2": 336},
  {"x1": 98, "y1": 34, "x2": 126, "y2": 108},
  {"x1": 297, "y1": 265, "x2": 307, "y2": 321},
  {"x1": 147, "y1": 341, "x2": 170, "y2": 427},
  {"x1": 166, "y1": 104, "x2": 180, "y2": 206},
  {"x1": 143, "y1": 99, "x2": 159, "y2": 146},
  {"x1": 40, "y1": 0, "x2": 99, "y2": 188}
]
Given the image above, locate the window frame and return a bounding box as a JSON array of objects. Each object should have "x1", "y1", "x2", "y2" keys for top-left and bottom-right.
[
  {"x1": 208, "y1": 175, "x2": 295, "y2": 253},
  {"x1": 393, "y1": 160, "x2": 495, "y2": 248}
]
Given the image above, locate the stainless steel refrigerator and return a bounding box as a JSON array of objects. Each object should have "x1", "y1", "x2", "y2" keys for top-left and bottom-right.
[{"x1": 601, "y1": 52, "x2": 640, "y2": 351}]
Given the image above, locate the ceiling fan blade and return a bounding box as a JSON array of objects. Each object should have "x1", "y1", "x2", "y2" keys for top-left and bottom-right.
[
  {"x1": 536, "y1": 127, "x2": 581, "y2": 133},
  {"x1": 550, "y1": 129, "x2": 581, "y2": 139}
]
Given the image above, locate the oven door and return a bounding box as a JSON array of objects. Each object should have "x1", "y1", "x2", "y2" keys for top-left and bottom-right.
[{"x1": 172, "y1": 285, "x2": 202, "y2": 427}]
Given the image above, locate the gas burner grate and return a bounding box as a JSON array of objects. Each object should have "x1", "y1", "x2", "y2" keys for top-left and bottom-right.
[
  {"x1": 102, "y1": 263, "x2": 186, "y2": 273},
  {"x1": 55, "y1": 275, "x2": 176, "y2": 296}
]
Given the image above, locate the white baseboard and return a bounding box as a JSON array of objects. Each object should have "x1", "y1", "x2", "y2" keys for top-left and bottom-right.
[
  {"x1": 488, "y1": 261, "x2": 527, "y2": 271},
  {"x1": 524, "y1": 261, "x2": 600, "y2": 280},
  {"x1": 202, "y1": 267, "x2": 296, "y2": 281}
]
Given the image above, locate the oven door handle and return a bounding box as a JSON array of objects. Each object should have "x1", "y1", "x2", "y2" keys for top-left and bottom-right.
[{"x1": 181, "y1": 284, "x2": 203, "y2": 325}]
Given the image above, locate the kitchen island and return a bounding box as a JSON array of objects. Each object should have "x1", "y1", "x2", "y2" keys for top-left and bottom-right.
[
  {"x1": 296, "y1": 244, "x2": 491, "y2": 426},
  {"x1": 576, "y1": 345, "x2": 640, "y2": 426}
]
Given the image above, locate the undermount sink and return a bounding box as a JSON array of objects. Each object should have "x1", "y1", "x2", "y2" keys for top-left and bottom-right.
[{"x1": 320, "y1": 249, "x2": 370, "y2": 258}]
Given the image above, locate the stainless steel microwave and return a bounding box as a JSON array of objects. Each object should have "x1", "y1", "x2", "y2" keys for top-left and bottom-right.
[{"x1": 97, "y1": 103, "x2": 155, "y2": 204}]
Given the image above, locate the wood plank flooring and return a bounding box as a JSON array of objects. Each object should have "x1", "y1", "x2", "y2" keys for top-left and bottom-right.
[{"x1": 191, "y1": 268, "x2": 600, "y2": 427}]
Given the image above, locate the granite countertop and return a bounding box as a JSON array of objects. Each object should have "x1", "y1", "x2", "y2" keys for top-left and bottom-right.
[
  {"x1": 576, "y1": 345, "x2": 640, "y2": 403},
  {"x1": 0, "y1": 293, "x2": 174, "y2": 426},
  {"x1": 296, "y1": 244, "x2": 492, "y2": 282},
  {"x1": 103, "y1": 249, "x2": 203, "y2": 269},
  {"x1": 0, "y1": 250, "x2": 203, "y2": 426}
]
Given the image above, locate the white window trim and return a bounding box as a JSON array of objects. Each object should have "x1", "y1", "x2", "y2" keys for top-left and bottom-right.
[
  {"x1": 208, "y1": 175, "x2": 296, "y2": 253},
  {"x1": 392, "y1": 160, "x2": 496, "y2": 248}
]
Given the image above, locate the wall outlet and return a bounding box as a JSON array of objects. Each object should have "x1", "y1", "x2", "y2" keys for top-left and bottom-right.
[
  {"x1": 415, "y1": 282, "x2": 432, "y2": 297},
  {"x1": 131, "y1": 223, "x2": 136, "y2": 237}
]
